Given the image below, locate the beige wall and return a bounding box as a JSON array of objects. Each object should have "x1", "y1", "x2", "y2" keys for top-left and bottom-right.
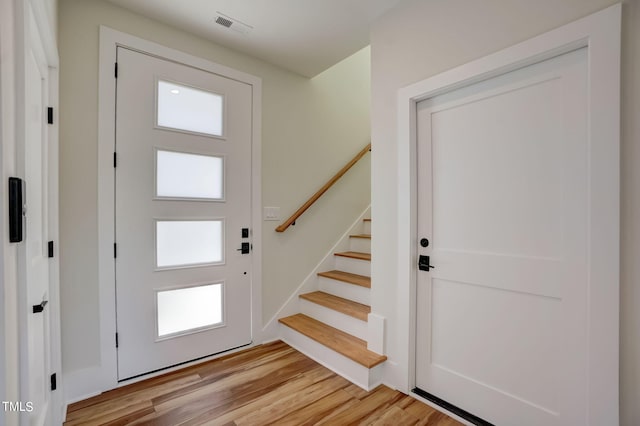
[
  {"x1": 58, "y1": 0, "x2": 370, "y2": 379},
  {"x1": 371, "y1": 0, "x2": 638, "y2": 424}
]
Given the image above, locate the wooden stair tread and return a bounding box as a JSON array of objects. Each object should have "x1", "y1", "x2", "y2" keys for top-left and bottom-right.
[
  {"x1": 300, "y1": 291, "x2": 370, "y2": 321},
  {"x1": 317, "y1": 270, "x2": 370, "y2": 288},
  {"x1": 279, "y1": 314, "x2": 386, "y2": 368},
  {"x1": 349, "y1": 234, "x2": 371, "y2": 239},
  {"x1": 334, "y1": 251, "x2": 371, "y2": 261}
]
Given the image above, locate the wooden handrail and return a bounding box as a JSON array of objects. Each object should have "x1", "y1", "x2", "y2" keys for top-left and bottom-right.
[{"x1": 276, "y1": 143, "x2": 371, "y2": 232}]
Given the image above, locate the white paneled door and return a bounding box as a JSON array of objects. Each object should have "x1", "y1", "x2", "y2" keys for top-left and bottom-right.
[
  {"x1": 115, "y1": 48, "x2": 253, "y2": 380},
  {"x1": 22, "y1": 10, "x2": 53, "y2": 424},
  {"x1": 415, "y1": 48, "x2": 591, "y2": 425}
]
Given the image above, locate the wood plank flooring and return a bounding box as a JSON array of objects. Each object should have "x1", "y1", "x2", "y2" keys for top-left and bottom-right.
[{"x1": 66, "y1": 341, "x2": 461, "y2": 425}]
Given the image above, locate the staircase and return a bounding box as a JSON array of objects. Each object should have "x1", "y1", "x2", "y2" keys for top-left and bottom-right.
[{"x1": 278, "y1": 218, "x2": 386, "y2": 390}]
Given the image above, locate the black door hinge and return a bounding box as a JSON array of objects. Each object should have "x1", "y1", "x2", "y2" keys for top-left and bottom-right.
[
  {"x1": 115, "y1": 333, "x2": 119, "y2": 348},
  {"x1": 48, "y1": 241, "x2": 54, "y2": 258},
  {"x1": 114, "y1": 243, "x2": 117, "y2": 258},
  {"x1": 114, "y1": 62, "x2": 118, "y2": 79},
  {"x1": 47, "y1": 107, "x2": 54, "y2": 125},
  {"x1": 113, "y1": 152, "x2": 117, "y2": 168},
  {"x1": 50, "y1": 373, "x2": 57, "y2": 391}
]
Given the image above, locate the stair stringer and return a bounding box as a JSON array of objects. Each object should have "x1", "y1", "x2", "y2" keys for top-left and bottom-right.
[{"x1": 261, "y1": 205, "x2": 371, "y2": 342}]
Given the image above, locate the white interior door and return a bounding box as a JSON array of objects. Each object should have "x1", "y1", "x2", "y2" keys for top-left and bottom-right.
[
  {"x1": 115, "y1": 47, "x2": 253, "y2": 380},
  {"x1": 415, "y1": 48, "x2": 590, "y2": 425},
  {"x1": 20, "y1": 9, "x2": 52, "y2": 425}
]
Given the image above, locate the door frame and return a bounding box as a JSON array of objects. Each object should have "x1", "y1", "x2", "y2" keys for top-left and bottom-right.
[
  {"x1": 0, "y1": 2, "x2": 13, "y2": 423},
  {"x1": 395, "y1": 4, "x2": 620, "y2": 424},
  {"x1": 95, "y1": 27, "x2": 263, "y2": 394},
  {"x1": 12, "y1": 0, "x2": 62, "y2": 425}
]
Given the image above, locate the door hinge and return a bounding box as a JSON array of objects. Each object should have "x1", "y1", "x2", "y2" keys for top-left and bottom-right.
[
  {"x1": 113, "y1": 152, "x2": 117, "y2": 168},
  {"x1": 114, "y1": 243, "x2": 117, "y2": 258},
  {"x1": 114, "y1": 62, "x2": 118, "y2": 79},
  {"x1": 115, "y1": 332, "x2": 119, "y2": 348},
  {"x1": 48, "y1": 241, "x2": 54, "y2": 258},
  {"x1": 47, "y1": 107, "x2": 54, "y2": 125},
  {"x1": 50, "y1": 373, "x2": 57, "y2": 391}
]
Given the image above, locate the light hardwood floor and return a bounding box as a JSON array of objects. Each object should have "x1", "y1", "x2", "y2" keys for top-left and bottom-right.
[{"x1": 65, "y1": 341, "x2": 461, "y2": 425}]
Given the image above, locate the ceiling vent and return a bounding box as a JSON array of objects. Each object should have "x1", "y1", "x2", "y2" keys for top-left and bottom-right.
[
  {"x1": 214, "y1": 12, "x2": 253, "y2": 35},
  {"x1": 215, "y1": 16, "x2": 233, "y2": 28}
]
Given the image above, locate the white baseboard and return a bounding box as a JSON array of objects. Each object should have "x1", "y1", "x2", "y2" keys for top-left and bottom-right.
[{"x1": 367, "y1": 313, "x2": 386, "y2": 354}]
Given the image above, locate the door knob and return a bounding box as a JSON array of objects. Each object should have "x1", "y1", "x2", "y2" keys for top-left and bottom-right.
[
  {"x1": 32, "y1": 300, "x2": 48, "y2": 314},
  {"x1": 237, "y1": 242, "x2": 250, "y2": 254},
  {"x1": 418, "y1": 255, "x2": 434, "y2": 271}
]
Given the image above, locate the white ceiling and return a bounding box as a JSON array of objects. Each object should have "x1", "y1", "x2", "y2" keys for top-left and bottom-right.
[{"x1": 105, "y1": 0, "x2": 404, "y2": 77}]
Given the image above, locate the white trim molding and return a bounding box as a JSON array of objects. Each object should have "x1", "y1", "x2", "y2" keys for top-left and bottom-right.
[
  {"x1": 12, "y1": 0, "x2": 63, "y2": 424},
  {"x1": 0, "y1": 2, "x2": 15, "y2": 424},
  {"x1": 79, "y1": 26, "x2": 263, "y2": 403},
  {"x1": 396, "y1": 4, "x2": 620, "y2": 425}
]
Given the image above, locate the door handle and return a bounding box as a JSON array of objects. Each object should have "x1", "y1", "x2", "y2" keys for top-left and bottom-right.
[
  {"x1": 418, "y1": 255, "x2": 434, "y2": 271},
  {"x1": 8, "y1": 177, "x2": 24, "y2": 243},
  {"x1": 236, "y1": 242, "x2": 250, "y2": 254},
  {"x1": 32, "y1": 300, "x2": 48, "y2": 314}
]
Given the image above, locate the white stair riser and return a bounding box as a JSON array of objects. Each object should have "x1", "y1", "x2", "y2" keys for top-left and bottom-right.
[
  {"x1": 318, "y1": 277, "x2": 370, "y2": 305},
  {"x1": 363, "y1": 221, "x2": 371, "y2": 234},
  {"x1": 335, "y1": 256, "x2": 371, "y2": 276},
  {"x1": 349, "y1": 237, "x2": 371, "y2": 254},
  {"x1": 299, "y1": 299, "x2": 368, "y2": 340},
  {"x1": 280, "y1": 325, "x2": 383, "y2": 391}
]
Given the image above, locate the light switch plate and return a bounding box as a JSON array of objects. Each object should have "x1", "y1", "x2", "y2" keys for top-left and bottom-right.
[{"x1": 263, "y1": 207, "x2": 280, "y2": 221}]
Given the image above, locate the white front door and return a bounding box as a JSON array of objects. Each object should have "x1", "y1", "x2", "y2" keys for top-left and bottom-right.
[
  {"x1": 20, "y1": 8, "x2": 53, "y2": 425},
  {"x1": 415, "y1": 48, "x2": 590, "y2": 425},
  {"x1": 114, "y1": 47, "x2": 253, "y2": 380}
]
